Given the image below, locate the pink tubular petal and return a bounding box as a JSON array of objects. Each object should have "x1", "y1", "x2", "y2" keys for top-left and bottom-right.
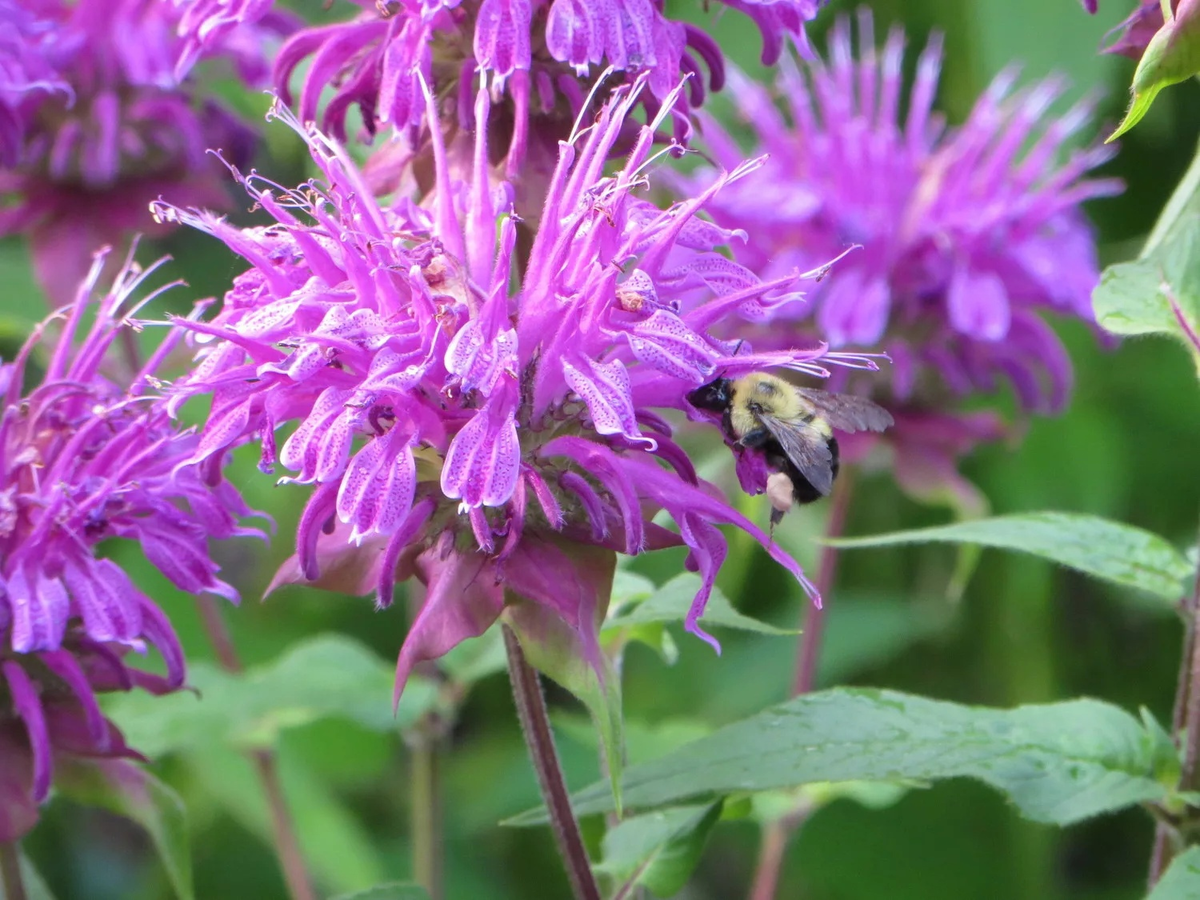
[
  {"x1": 296, "y1": 482, "x2": 340, "y2": 581},
  {"x1": 9, "y1": 570, "x2": 69, "y2": 653},
  {"x1": 62, "y1": 559, "x2": 143, "y2": 644},
  {"x1": 475, "y1": 0, "x2": 533, "y2": 78},
  {"x1": 40, "y1": 651, "x2": 109, "y2": 748},
  {"x1": 441, "y1": 383, "x2": 521, "y2": 508},
  {"x1": 3, "y1": 662, "x2": 51, "y2": 802},
  {"x1": 947, "y1": 266, "x2": 1010, "y2": 342},
  {"x1": 562, "y1": 355, "x2": 655, "y2": 448},
  {"x1": 678, "y1": 513, "x2": 725, "y2": 653},
  {"x1": 136, "y1": 597, "x2": 188, "y2": 688},
  {"x1": 376, "y1": 497, "x2": 436, "y2": 609}
]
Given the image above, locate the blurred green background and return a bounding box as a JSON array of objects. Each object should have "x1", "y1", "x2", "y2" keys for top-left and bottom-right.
[{"x1": 6, "y1": 0, "x2": 1200, "y2": 898}]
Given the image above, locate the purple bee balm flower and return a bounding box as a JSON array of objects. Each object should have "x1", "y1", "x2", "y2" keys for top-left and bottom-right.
[
  {"x1": 171, "y1": 0, "x2": 296, "y2": 81},
  {"x1": 155, "y1": 77, "x2": 877, "y2": 700},
  {"x1": 678, "y1": 11, "x2": 1122, "y2": 511},
  {"x1": 0, "y1": 0, "x2": 72, "y2": 168},
  {"x1": 0, "y1": 247, "x2": 257, "y2": 842},
  {"x1": 271, "y1": 0, "x2": 828, "y2": 171},
  {"x1": 0, "y1": 0, "x2": 288, "y2": 307}
]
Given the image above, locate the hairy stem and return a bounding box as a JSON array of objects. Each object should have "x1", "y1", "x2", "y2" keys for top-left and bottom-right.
[
  {"x1": 410, "y1": 731, "x2": 443, "y2": 900},
  {"x1": 0, "y1": 842, "x2": 27, "y2": 900},
  {"x1": 195, "y1": 596, "x2": 316, "y2": 900},
  {"x1": 503, "y1": 625, "x2": 602, "y2": 900},
  {"x1": 1148, "y1": 514, "x2": 1200, "y2": 887},
  {"x1": 791, "y1": 472, "x2": 855, "y2": 697},
  {"x1": 750, "y1": 473, "x2": 855, "y2": 900}
]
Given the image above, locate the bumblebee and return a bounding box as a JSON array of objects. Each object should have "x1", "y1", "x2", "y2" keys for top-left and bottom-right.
[{"x1": 687, "y1": 373, "x2": 893, "y2": 525}]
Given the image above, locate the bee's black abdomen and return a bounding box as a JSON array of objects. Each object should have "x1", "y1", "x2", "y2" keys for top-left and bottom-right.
[{"x1": 771, "y1": 435, "x2": 839, "y2": 505}]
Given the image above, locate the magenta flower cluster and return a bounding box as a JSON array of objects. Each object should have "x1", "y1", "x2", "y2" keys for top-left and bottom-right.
[
  {"x1": 0, "y1": 250, "x2": 256, "y2": 841},
  {"x1": 155, "y1": 79, "x2": 879, "y2": 696},
  {"x1": 0, "y1": 0, "x2": 289, "y2": 304},
  {"x1": 679, "y1": 11, "x2": 1121, "y2": 507},
  {"x1": 261, "y1": 0, "x2": 828, "y2": 164}
]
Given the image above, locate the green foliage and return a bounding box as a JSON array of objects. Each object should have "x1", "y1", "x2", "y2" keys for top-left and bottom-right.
[
  {"x1": 596, "y1": 803, "x2": 723, "y2": 897},
  {"x1": 829, "y1": 512, "x2": 1191, "y2": 602},
  {"x1": 184, "y1": 743, "x2": 388, "y2": 895},
  {"x1": 1150, "y1": 848, "x2": 1200, "y2": 899},
  {"x1": 329, "y1": 886, "x2": 431, "y2": 900},
  {"x1": 1110, "y1": 4, "x2": 1200, "y2": 141},
  {"x1": 103, "y1": 635, "x2": 439, "y2": 755},
  {"x1": 1095, "y1": 135, "x2": 1200, "y2": 363},
  {"x1": 513, "y1": 689, "x2": 1176, "y2": 827},
  {"x1": 55, "y1": 764, "x2": 193, "y2": 900}
]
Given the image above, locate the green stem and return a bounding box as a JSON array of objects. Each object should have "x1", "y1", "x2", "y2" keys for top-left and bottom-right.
[
  {"x1": 1149, "y1": 514, "x2": 1200, "y2": 886},
  {"x1": 0, "y1": 843, "x2": 26, "y2": 900},
  {"x1": 503, "y1": 626, "x2": 602, "y2": 900},
  {"x1": 410, "y1": 731, "x2": 443, "y2": 900},
  {"x1": 195, "y1": 596, "x2": 316, "y2": 900}
]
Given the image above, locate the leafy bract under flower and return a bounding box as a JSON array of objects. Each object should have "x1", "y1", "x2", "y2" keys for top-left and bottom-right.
[
  {"x1": 0, "y1": 248, "x2": 258, "y2": 841},
  {"x1": 158, "y1": 77, "x2": 877, "y2": 700},
  {"x1": 679, "y1": 11, "x2": 1122, "y2": 510}
]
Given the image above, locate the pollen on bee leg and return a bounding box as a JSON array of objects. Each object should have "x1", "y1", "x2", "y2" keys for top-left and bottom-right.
[{"x1": 766, "y1": 472, "x2": 795, "y2": 531}]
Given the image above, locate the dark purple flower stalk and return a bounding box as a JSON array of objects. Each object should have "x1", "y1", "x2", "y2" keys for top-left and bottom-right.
[
  {"x1": 155, "y1": 77, "x2": 879, "y2": 699},
  {"x1": 679, "y1": 10, "x2": 1122, "y2": 511},
  {"x1": 0, "y1": 0, "x2": 290, "y2": 306},
  {"x1": 267, "y1": 0, "x2": 827, "y2": 175},
  {"x1": 0, "y1": 247, "x2": 257, "y2": 842}
]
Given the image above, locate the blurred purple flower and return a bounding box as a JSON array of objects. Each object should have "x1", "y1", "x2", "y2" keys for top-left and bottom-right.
[
  {"x1": 270, "y1": 0, "x2": 828, "y2": 169},
  {"x1": 679, "y1": 10, "x2": 1122, "y2": 511},
  {"x1": 0, "y1": 0, "x2": 72, "y2": 168},
  {"x1": 0, "y1": 0, "x2": 289, "y2": 306},
  {"x1": 0, "y1": 248, "x2": 257, "y2": 842},
  {"x1": 171, "y1": 0, "x2": 295, "y2": 81},
  {"x1": 154, "y1": 77, "x2": 878, "y2": 699}
]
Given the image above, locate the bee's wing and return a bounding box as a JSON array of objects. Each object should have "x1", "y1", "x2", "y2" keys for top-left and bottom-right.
[
  {"x1": 758, "y1": 414, "x2": 835, "y2": 496},
  {"x1": 795, "y1": 389, "x2": 894, "y2": 433}
]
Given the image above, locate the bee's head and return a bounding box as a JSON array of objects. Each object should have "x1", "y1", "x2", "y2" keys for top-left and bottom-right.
[{"x1": 686, "y1": 377, "x2": 732, "y2": 413}]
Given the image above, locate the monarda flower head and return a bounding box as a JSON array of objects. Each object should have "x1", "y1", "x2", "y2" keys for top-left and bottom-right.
[
  {"x1": 265, "y1": 0, "x2": 828, "y2": 187},
  {"x1": 0, "y1": 0, "x2": 291, "y2": 305},
  {"x1": 153, "y1": 76, "x2": 878, "y2": 704},
  {"x1": 0, "y1": 0, "x2": 71, "y2": 168},
  {"x1": 0, "y1": 249, "x2": 256, "y2": 842},
  {"x1": 679, "y1": 11, "x2": 1122, "y2": 511}
]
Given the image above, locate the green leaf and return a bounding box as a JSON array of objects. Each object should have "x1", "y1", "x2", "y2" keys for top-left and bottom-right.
[
  {"x1": 513, "y1": 688, "x2": 1171, "y2": 827},
  {"x1": 1110, "y1": 5, "x2": 1200, "y2": 141},
  {"x1": 1145, "y1": 136, "x2": 1200, "y2": 257},
  {"x1": 1095, "y1": 214, "x2": 1200, "y2": 355},
  {"x1": 827, "y1": 512, "x2": 1190, "y2": 601},
  {"x1": 56, "y1": 761, "x2": 193, "y2": 900},
  {"x1": 329, "y1": 885, "x2": 431, "y2": 900},
  {"x1": 603, "y1": 573, "x2": 795, "y2": 637},
  {"x1": 1148, "y1": 847, "x2": 1200, "y2": 899},
  {"x1": 749, "y1": 781, "x2": 911, "y2": 825},
  {"x1": 104, "y1": 635, "x2": 438, "y2": 755},
  {"x1": 598, "y1": 803, "x2": 722, "y2": 897},
  {"x1": 185, "y1": 743, "x2": 387, "y2": 895}
]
